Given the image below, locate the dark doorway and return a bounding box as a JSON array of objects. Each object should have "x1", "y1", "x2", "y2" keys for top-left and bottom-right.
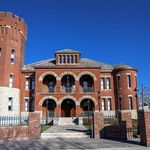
[
  {"x1": 80, "y1": 99, "x2": 95, "y2": 117},
  {"x1": 61, "y1": 99, "x2": 76, "y2": 117},
  {"x1": 42, "y1": 99, "x2": 56, "y2": 119}
]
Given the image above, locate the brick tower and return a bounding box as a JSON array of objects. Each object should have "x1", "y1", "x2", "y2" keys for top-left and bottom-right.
[
  {"x1": 0, "y1": 12, "x2": 27, "y2": 115},
  {"x1": 114, "y1": 65, "x2": 137, "y2": 118}
]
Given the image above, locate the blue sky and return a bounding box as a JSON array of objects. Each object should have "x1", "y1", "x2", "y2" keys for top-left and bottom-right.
[{"x1": 0, "y1": 0, "x2": 150, "y2": 92}]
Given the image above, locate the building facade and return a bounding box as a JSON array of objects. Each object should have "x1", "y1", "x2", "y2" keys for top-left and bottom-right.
[{"x1": 0, "y1": 12, "x2": 138, "y2": 119}]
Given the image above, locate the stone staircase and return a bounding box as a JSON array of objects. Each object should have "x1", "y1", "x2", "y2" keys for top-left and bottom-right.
[
  {"x1": 41, "y1": 131, "x2": 88, "y2": 139},
  {"x1": 58, "y1": 117, "x2": 77, "y2": 126}
]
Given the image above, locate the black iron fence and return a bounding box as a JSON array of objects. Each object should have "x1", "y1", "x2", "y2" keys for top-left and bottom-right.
[
  {"x1": 80, "y1": 111, "x2": 93, "y2": 117},
  {"x1": 104, "y1": 115, "x2": 119, "y2": 125},
  {"x1": 0, "y1": 116, "x2": 28, "y2": 126},
  {"x1": 83, "y1": 87, "x2": 94, "y2": 93}
]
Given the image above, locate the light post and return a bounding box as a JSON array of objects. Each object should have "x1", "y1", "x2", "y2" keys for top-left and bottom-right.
[
  {"x1": 135, "y1": 88, "x2": 139, "y2": 112},
  {"x1": 135, "y1": 88, "x2": 139, "y2": 135},
  {"x1": 87, "y1": 99, "x2": 90, "y2": 130},
  {"x1": 98, "y1": 91, "x2": 101, "y2": 112},
  {"x1": 85, "y1": 99, "x2": 90, "y2": 131},
  {"x1": 46, "y1": 100, "x2": 48, "y2": 125}
]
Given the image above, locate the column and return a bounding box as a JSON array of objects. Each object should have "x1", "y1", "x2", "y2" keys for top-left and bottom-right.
[
  {"x1": 118, "y1": 110, "x2": 133, "y2": 139},
  {"x1": 93, "y1": 111, "x2": 104, "y2": 138},
  {"x1": 28, "y1": 112, "x2": 40, "y2": 138},
  {"x1": 138, "y1": 110, "x2": 150, "y2": 146}
]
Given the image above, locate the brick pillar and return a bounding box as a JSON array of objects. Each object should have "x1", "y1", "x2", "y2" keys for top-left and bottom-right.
[
  {"x1": 118, "y1": 111, "x2": 133, "y2": 139},
  {"x1": 56, "y1": 80, "x2": 61, "y2": 93},
  {"x1": 28, "y1": 112, "x2": 40, "y2": 138},
  {"x1": 75, "y1": 80, "x2": 79, "y2": 93},
  {"x1": 93, "y1": 110, "x2": 104, "y2": 138},
  {"x1": 138, "y1": 110, "x2": 150, "y2": 146},
  {"x1": 76, "y1": 105, "x2": 80, "y2": 117},
  {"x1": 55, "y1": 105, "x2": 61, "y2": 117}
]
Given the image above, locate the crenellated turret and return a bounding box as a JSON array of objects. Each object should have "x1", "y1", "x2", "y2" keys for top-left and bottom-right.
[{"x1": 0, "y1": 12, "x2": 27, "y2": 116}]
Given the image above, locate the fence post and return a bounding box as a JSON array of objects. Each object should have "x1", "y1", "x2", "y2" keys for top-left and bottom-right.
[
  {"x1": 93, "y1": 110, "x2": 104, "y2": 138},
  {"x1": 118, "y1": 110, "x2": 133, "y2": 139},
  {"x1": 28, "y1": 112, "x2": 40, "y2": 138},
  {"x1": 138, "y1": 110, "x2": 150, "y2": 146}
]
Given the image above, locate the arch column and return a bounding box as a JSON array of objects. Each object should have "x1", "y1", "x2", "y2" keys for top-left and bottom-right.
[
  {"x1": 76, "y1": 105, "x2": 82, "y2": 117},
  {"x1": 55, "y1": 104, "x2": 61, "y2": 117},
  {"x1": 75, "y1": 79, "x2": 79, "y2": 93},
  {"x1": 56, "y1": 79, "x2": 61, "y2": 93}
]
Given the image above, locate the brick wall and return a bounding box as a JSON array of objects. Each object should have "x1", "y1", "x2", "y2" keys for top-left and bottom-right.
[
  {"x1": 0, "y1": 126, "x2": 28, "y2": 140},
  {"x1": 138, "y1": 110, "x2": 150, "y2": 147},
  {"x1": 0, "y1": 112, "x2": 40, "y2": 140}
]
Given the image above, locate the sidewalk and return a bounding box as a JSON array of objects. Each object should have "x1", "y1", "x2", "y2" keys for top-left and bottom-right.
[{"x1": 0, "y1": 138, "x2": 149, "y2": 150}]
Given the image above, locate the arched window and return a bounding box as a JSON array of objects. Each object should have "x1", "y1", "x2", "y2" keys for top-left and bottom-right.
[{"x1": 11, "y1": 49, "x2": 15, "y2": 64}]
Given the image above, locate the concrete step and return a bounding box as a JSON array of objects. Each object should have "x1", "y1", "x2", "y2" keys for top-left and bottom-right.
[
  {"x1": 41, "y1": 132, "x2": 88, "y2": 139},
  {"x1": 58, "y1": 117, "x2": 76, "y2": 126}
]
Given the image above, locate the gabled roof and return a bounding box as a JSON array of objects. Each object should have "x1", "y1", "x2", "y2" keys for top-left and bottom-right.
[
  {"x1": 22, "y1": 58, "x2": 113, "y2": 71},
  {"x1": 22, "y1": 49, "x2": 136, "y2": 72}
]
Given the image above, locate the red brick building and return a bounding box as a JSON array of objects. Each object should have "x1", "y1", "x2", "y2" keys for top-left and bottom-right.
[{"x1": 0, "y1": 12, "x2": 138, "y2": 119}]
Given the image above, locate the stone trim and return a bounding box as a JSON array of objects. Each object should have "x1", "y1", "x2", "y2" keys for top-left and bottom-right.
[
  {"x1": 78, "y1": 95, "x2": 98, "y2": 105},
  {"x1": 39, "y1": 71, "x2": 58, "y2": 81},
  {"x1": 39, "y1": 96, "x2": 58, "y2": 106},
  {"x1": 58, "y1": 95, "x2": 79, "y2": 105},
  {"x1": 59, "y1": 71, "x2": 78, "y2": 80},
  {"x1": 78, "y1": 71, "x2": 97, "y2": 81}
]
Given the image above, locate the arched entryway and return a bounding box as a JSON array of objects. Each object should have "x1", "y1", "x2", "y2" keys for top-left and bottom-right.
[
  {"x1": 61, "y1": 99, "x2": 76, "y2": 117},
  {"x1": 80, "y1": 99, "x2": 95, "y2": 116},
  {"x1": 42, "y1": 99, "x2": 56, "y2": 120}
]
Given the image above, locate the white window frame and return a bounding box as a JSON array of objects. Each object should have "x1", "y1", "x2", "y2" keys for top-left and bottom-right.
[
  {"x1": 116, "y1": 74, "x2": 120, "y2": 89},
  {"x1": 106, "y1": 77, "x2": 111, "y2": 90},
  {"x1": 25, "y1": 77, "x2": 29, "y2": 90},
  {"x1": 102, "y1": 98, "x2": 106, "y2": 111},
  {"x1": 108, "y1": 98, "x2": 112, "y2": 111},
  {"x1": 24, "y1": 97, "x2": 29, "y2": 112},
  {"x1": 127, "y1": 74, "x2": 131, "y2": 88},
  {"x1": 11, "y1": 49, "x2": 15, "y2": 64},
  {"x1": 9, "y1": 74, "x2": 13, "y2": 88},
  {"x1": 8, "y1": 97, "x2": 13, "y2": 111},
  {"x1": 128, "y1": 96, "x2": 133, "y2": 110},
  {"x1": 101, "y1": 78, "x2": 105, "y2": 90}
]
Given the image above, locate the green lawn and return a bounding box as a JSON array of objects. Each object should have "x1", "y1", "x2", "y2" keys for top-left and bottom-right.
[{"x1": 40, "y1": 124, "x2": 52, "y2": 133}]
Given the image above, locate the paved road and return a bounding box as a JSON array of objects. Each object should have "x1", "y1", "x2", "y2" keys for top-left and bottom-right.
[{"x1": 0, "y1": 138, "x2": 149, "y2": 150}]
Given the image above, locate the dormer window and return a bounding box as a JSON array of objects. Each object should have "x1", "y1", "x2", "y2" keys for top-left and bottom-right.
[
  {"x1": 71, "y1": 55, "x2": 73, "y2": 63},
  {"x1": 75, "y1": 55, "x2": 77, "y2": 63},
  {"x1": 56, "y1": 49, "x2": 80, "y2": 65}
]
